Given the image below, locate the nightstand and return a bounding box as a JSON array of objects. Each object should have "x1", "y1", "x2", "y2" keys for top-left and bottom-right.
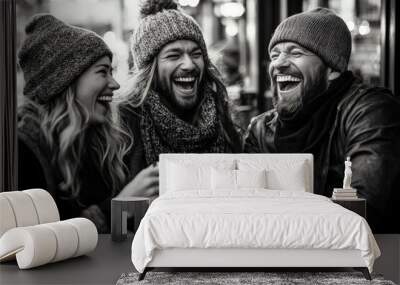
[
  {"x1": 331, "y1": 197, "x2": 366, "y2": 218},
  {"x1": 111, "y1": 196, "x2": 156, "y2": 242}
]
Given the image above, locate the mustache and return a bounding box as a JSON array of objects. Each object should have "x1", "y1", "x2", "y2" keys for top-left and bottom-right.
[
  {"x1": 269, "y1": 66, "x2": 302, "y2": 81},
  {"x1": 173, "y1": 69, "x2": 201, "y2": 78}
]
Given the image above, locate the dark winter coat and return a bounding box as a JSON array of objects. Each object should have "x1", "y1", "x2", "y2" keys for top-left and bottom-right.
[{"x1": 244, "y1": 78, "x2": 400, "y2": 233}]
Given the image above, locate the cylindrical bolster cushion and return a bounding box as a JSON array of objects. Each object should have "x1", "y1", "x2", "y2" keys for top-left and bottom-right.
[
  {"x1": 24, "y1": 189, "x2": 60, "y2": 223},
  {"x1": 0, "y1": 191, "x2": 39, "y2": 228},
  {"x1": 0, "y1": 189, "x2": 60, "y2": 238},
  {"x1": 0, "y1": 226, "x2": 57, "y2": 268},
  {"x1": 65, "y1": 218, "x2": 98, "y2": 257},
  {"x1": 0, "y1": 196, "x2": 17, "y2": 237},
  {"x1": 42, "y1": 221, "x2": 79, "y2": 262},
  {"x1": 0, "y1": 218, "x2": 97, "y2": 269}
]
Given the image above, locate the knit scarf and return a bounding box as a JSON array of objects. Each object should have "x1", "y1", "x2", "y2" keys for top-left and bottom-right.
[
  {"x1": 273, "y1": 71, "x2": 355, "y2": 155},
  {"x1": 140, "y1": 86, "x2": 229, "y2": 165}
]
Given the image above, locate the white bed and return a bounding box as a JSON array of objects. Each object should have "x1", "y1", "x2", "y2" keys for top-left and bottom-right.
[{"x1": 131, "y1": 154, "x2": 380, "y2": 280}]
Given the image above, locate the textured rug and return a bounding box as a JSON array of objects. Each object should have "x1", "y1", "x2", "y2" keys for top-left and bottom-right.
[{"x1": 116, "y1": 271, "x2": 396, "y2": 285}]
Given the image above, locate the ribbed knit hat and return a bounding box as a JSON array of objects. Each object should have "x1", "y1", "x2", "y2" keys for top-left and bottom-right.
[
  {"x1": 269, "y1": 8, "x2": 351, "y2": 72},
  {"x1": 18, "y1": 14, "x2": 113, "y2": 104},
  {"x1": 131, "y1": 0, "x2": 208, "y2": 70}
]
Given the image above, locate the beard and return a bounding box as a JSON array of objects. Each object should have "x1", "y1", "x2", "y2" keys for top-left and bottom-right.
[
  {"x1": 155, "y1": 70, "x2": 202, "y2": 114},
  {"x1": 271, "y1": 80, "x2": 303, "y2": 116},
  {"x1": 271, "y1": 66, "x2": 330, "y2": 116}
]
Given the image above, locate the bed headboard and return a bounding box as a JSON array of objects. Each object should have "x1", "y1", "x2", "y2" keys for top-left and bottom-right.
[{"x1": 159, "y1": 153, "x2": 314, "y2": 195}]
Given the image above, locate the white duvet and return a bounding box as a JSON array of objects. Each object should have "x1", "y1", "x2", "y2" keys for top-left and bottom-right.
[{"x1": 131, "y1": 190, "x2": 380, "y2": 273}]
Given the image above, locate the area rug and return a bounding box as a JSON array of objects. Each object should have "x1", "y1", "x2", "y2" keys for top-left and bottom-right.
[{"x1": 116, "y1": 271, "x2": 396, "y2": 285}]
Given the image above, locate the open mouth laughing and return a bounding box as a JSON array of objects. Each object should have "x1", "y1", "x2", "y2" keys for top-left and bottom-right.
[
  {"x1": 96, "y1": 95, "x2": 113, "y2": 108},
  {"x1": 276, "y1": 75, "x2": 302, "y2": 93},
  {"x1": 173, "y1": 76, "x2": 197, "y2": 96}
]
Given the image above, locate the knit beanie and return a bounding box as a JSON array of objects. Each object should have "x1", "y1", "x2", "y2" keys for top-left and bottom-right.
[
  {"x1": 268, "y1": 8, "x2": 351, "y2": 72},
  {"x1": 18, "y1": 14, "x2": 113, "y2": 104},
  {"x1": 131, "y1": 0, "x2": 209, "y2": 70}
]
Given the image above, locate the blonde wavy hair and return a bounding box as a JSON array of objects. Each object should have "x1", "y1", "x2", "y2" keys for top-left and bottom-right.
[{"x1": 24, "y1": 86, "x2": 130, "y2": 201}]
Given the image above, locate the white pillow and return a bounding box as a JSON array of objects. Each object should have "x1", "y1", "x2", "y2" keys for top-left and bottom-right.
[
  {"x1": 165, "y1": 159, "x2": 236, "y2": 193},
  {"x1": 211, "y1": 168, "x2": 268, "y2": 190},
  {"x1": 211, "y1": 168, "x2": 236, "y2": 190},
  {"x1": 238, "y1": 159, "x2": 309, "y2": 192},
  {"x1": 167, "y1": 162, "x2": 211, "y2": 191},
  {"x1": 266, "y1": 168, "x2": 306, "y2": 191},
  {"x1": 236, "y1": 169, "x2": 267, "y2": 189}
]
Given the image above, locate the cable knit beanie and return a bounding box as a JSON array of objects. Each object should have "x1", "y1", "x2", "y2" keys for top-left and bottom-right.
[
  {"x1": 269, "y1": 8, "x2": 352, "y2": 72},
  {"x1": 131, "y1": 0, "x2": 209, "y2": 70},
  {"x1": 18, "y1": 14, "x2": 113, "y2": 104}
]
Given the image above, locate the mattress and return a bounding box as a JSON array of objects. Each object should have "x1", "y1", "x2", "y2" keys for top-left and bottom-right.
[{"x1": 131, "y1": 190, "x2": 380, "y2": 273}]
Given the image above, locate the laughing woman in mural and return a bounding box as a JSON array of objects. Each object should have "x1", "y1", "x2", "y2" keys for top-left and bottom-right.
[{"x1": 17, "y1": 14, "x2": 130, "y2": 233}]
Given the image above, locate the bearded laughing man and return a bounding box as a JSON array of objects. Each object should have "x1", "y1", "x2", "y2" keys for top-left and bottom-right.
[
  {"x1": 117, "y1": 0, "x2": 241, "y2": 199},
  {"x1": 244, "y1": 8, "x2": 400, "y2": 233}
]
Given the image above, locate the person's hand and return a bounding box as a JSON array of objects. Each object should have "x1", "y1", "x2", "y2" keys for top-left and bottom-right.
[
  {"x1": 118, "y1": 164, "x2": 159, "y2": 197},
  {"x1": 81, "y1": 205, "x2": 109, "y2": 233}
]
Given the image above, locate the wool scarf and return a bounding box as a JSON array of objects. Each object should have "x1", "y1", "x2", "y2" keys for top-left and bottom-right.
[
  {"x1": 140, "y1": 86, "x2": 229, "y2": 165},
  {"x1": 273, "y1": 71, "x2": 355, "y2": 155}
]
